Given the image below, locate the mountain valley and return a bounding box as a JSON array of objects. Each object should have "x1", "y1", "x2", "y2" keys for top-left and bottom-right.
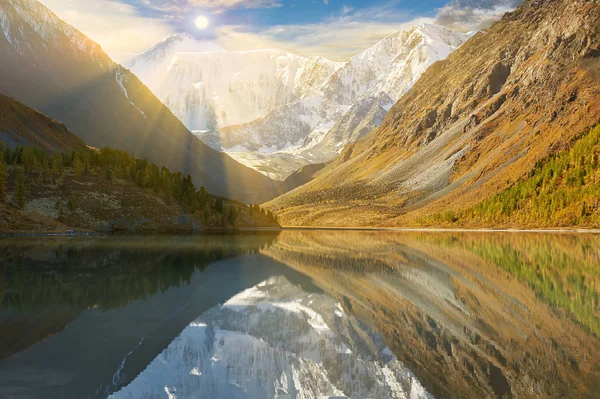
[
  {"x1": 0, "y1": 0, "x2": 282, "y2": 204},
  {"x1": 266, "y1": 0, "x2": 600, "y2": 228},
  {"x1": 129, "y1": 25, "x2": 470, "y2": 180}
]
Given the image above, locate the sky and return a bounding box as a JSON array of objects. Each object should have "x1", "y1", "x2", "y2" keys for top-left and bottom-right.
[{"x1": 39, "y1": 0, "x2": 522, "y2": 62}]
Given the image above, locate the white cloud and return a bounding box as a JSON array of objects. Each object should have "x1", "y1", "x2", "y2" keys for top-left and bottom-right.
[
  {"x1": 39, "y1": 0, "x2": 523, "y2": 63},
  {"x1": 188, "y1": 0, "x2": 282, "y2": 8},
  {"x1": 140, "y1": 0, "x2": 281, "y2": 13},
  {"x1": 435, "y1": 0, "x2": 522, "y2": 31},
  {"x1": 216, "y1": 5, "x2": 432, "y2": 61},
  {"x1": 39, "y1": 0, "x2": 173, "y2": 59}
]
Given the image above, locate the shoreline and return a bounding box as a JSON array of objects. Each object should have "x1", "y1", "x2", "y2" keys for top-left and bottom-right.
[
  {"x1": 245, "y1": 226, "x2": 600, "y2": 234},
  {"x1": 0, "y1": 228, "x2": 281, "y2": 238},
  {"x1": 2, "y1": 227, "x2": 599, "y2": 237}
]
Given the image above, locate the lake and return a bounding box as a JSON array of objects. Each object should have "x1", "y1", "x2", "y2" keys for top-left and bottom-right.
[{"x1": 0, "y1": 231, "x2": 598, "y2": 398}]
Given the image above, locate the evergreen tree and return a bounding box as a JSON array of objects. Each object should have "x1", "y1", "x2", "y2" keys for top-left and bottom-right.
[
  {"x1": 15, "y1": 168, "x2": 27, "y2": 209},
  {"x1": 73, "y1": 153, "x2": 84, "y2": 176},
  {"x1": 0, "y1": 152, "x2": 7, "y2": 203},
  {"x1": 51, "y1": 157, "x2": 60, "y2": 177},
  {"x1": 197, "y1": 187, "x2": 209, "y2": 207},
  {"x1": 228, "y1": 206, "x2": 239, "y2": 225},
  {"x1": 214, "y1": 197, "x2": 224, "y2": 213},
  {"x1": 107, "y1": 168, "x2": 114, "y2": 181},
  {"x1": 68, "y1": 193, "x2": 78, "y2": 211}
]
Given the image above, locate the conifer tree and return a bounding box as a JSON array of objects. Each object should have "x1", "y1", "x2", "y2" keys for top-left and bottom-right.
[
  {"x1": 68, "y1": 193, "x2": 78, "y2": 211},
  {"x1": 51, "y1": 157, "x2": 60, "y2": 177},
  {"x1": 15, "y1": 168, "x2": 27, "y2": 209},
  {"x1": 73, "y1": 153, "x2": 84, "y2": 176},
  {"x1": 0, "y1": 152, "x2": 7, "y2": 203},
  {"x1": 214, "y1": 197, "x2": 224, "y2": 213}
]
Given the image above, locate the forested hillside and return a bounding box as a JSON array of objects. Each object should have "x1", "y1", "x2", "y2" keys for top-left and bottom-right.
[
  {"x1": 421, "y1": 123, "x2": 600, "y2": 227},
  {"x1": 0, "y1": 145, "x2": 278, "y2": 234}
]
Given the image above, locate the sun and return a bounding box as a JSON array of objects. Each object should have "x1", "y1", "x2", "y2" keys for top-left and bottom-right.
[{"x1": 195, "y1": 15, "x2": 210, "y2": 30}]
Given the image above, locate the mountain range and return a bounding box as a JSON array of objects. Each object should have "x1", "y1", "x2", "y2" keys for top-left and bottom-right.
[
  {"x1": 1, "y1": 0, "x2": 598, "y2": 230},
  {"x1": 128, "y1": 25, "x2": 470, "y2": 180},
  {"x1": 0, "y1": 0, "x2": 282, "y2": 204},
  {"x1": 266, "y1": 0, "x2": 600, "y2": 227}
]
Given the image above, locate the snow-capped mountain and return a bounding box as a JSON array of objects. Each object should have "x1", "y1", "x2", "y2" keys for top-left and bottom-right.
[
  {"x1": 0, "y1": 0, "x2": 283, "y2": 203},
  {"x1": 127, "y1": 36, "x2": 343, "y2": 130},
  {"x1": 129, "y1": 24, "x2": 470, "y2": 180},
  {"x1": 304, "y1": 92, "x2": 396, "y2": 162},
  {"x1": 0, "y1": 0, "x2": 108, "y2": 66},
  {"x1": 110, "y1": 276, "x2": 432, "y2": 399}
]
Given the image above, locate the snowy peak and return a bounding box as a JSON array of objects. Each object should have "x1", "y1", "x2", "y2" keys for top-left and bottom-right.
[
  {"x1": 127, "y1": 40, "x2": 343, "y2": 130},
  {"x1": 218, "y1": 24, "x2": 470, "y2": 180},
  {"x1": 157, "y1": 34, "x2": 226, "y2": 53},
  {"x1": 127, "y1": 23, "x2": 469, "y2": 180},
  {"x1": 0, "y1": 0, "x2": 109, "y2": 67},
  {"x1": 412, "y1": 23, "x2": 471, "y2": 47},
  {"x1": 338, "y1": 23, "x2": 470, "y2": 101},
  {"x1": 125, "y1": 34, "x2": 226, "y2": 91},
  {"x1": 128, "y1": 34, "x2": 225, "y2": 68}
]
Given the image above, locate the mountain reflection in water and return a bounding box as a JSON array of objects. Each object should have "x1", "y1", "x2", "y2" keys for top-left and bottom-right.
[{"x1": 0, "y1": 231, "x2": 598, "y2": 399}]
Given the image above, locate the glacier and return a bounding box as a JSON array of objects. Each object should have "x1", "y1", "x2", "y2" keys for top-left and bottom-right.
[{"x1": 127, "y1": 35, "x2": 343, "y2": 131}]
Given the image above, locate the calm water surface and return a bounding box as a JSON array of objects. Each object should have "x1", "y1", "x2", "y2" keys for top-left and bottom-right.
[{"x1": 0, "y1": 231, "x2": 598, "y2": 399}]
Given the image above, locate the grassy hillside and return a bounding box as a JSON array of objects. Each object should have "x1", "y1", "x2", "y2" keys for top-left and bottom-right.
[
  {"x1": 0, "y1": 145, "x2": 279, "y2": 234},
  {"x1": 266, "y1": 0, "x2": 600, "y2": 228},
  {"x1": 420, "y1": 123, "x2": 600, "y2": 228}
]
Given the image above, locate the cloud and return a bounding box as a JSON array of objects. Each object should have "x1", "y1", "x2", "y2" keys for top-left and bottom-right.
[
  {"x1": 39, "y1": 0, "x2": 525, "y2": 63},
  {"x1": 139, "y1": 0, "x2": 280, "y2": 13},
  {"x1": 188, "y1": 0, "x2": 282, "y2": 8},
  {"x1": 216, "y1": 5, "x2": 432, "y2": 61},
  {"x1": 435, "y1": 0, "x2": 523, "y2": 31},
  {"x1": 39, "y1": 0, "x2": 173, "y2": 59}
]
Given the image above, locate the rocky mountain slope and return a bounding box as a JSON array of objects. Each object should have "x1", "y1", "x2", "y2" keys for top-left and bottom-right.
[
  {"x1": 220, "y1": 24, "x2": 470, "y2": 180},
  {"x1": 130, "y1": 25, "x2": 469, "y2": 180},
  {"x1": 110, "y1": 275, "x2": 431, "y2": 399},
  {"x1": 0, "y1": 93, "x2": 86, "y2": 151},
  {"x1": 267, "y1": 0, "x2": 600, "y2": 226},
  {"x1": 0, "y1": 0, "x2": 282, "y2": 203}
]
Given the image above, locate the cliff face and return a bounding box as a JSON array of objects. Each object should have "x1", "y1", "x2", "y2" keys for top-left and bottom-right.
[{"x1": 267, "y1": 0, "x2": 600, "y2": 227}]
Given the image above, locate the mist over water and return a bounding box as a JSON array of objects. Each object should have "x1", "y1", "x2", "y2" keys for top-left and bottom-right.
[{"x1": 0, "y1": 231, "x2": 598, "y2": 399}]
